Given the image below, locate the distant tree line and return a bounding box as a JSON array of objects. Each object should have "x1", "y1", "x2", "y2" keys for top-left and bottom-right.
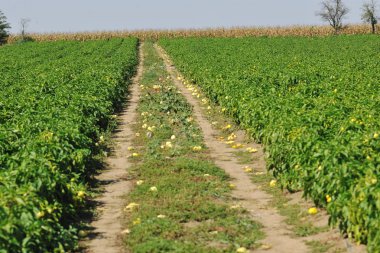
[
  {"x1": 0, "y1": 1, "x2": 379, "y2": 45},
  {"x1": 0, "y1": 11, "x2": 34, "y2": 45},
  {"x1": 317, "y1": 0, "x2": 378, "y2": 34}
]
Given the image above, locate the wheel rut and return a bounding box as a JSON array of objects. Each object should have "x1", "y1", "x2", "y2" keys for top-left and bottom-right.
[
  {"x1": 155, "y1": 44, "x2": 309, "y2": 253},
  {"x1": 84, "y1": 43, "x2": 144, "y2": 253}
]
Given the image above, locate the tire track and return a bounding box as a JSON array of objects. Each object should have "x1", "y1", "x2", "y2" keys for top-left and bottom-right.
[
  {"x1": 155, "y1": 44, "x2": 309, "y2": 253},
  {"x1": 85, "y1": 43, "x2": 144, "y2": 253}
]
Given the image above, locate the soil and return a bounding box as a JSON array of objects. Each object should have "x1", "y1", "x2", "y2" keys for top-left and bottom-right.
[{"x1": 84, "y1": 43, "x2": 144, "y2": 253}]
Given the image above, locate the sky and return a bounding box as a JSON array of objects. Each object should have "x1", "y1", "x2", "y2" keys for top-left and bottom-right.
[{"x1": 1, "y1": 0, "x2": 366, "y2": 34}]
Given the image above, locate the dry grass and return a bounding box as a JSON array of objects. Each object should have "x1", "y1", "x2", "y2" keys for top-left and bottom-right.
[{"x1": 7, "y1": 24, "x2": 380, "y2": 43}]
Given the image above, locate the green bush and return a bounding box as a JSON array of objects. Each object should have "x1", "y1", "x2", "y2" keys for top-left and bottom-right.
[{"x1": 0, "y1": 10, "x2": 10, "y2": 45}]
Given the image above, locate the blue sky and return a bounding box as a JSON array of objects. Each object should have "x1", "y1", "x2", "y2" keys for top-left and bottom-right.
[{"x1": 2, "y1": 0, "x2": 366, "y2": 34}]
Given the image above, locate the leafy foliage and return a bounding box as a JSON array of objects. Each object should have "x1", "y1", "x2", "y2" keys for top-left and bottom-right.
[
  {"x1": 0, "y1": 10, "x2": 11, "y2": 45},
  {"x1": 0, "y1": 38, "x2": 138, "y2": 252},
  {"x1": 160, "y1": 36, "x2": 380, "y2": 252}
]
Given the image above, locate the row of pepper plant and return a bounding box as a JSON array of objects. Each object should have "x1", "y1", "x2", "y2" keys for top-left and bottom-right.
[
  {"x1": 0, "y1": 38, "x2": 138, "y2": 252},
  {"x1": 159, "y1": 36, "x2": 380, "y2": 252}
]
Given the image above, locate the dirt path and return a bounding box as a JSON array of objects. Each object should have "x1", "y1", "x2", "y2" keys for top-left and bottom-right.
[
  {"x1": 155, "y1": 44, "x2": 312, "y2": 253},
  {"x1": 85, "y1": 43, "x2": 144, "y2": 253}
]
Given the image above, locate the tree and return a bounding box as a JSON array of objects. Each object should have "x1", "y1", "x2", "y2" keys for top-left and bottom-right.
[
  {"x1": 20, "y1": 18, "x2": 30, "y2": 40},
  {"x1": 0, "y1": 10, "x2": 11, "y2": 45},
  {"x1": 362, "y1": 0, "x2": 378, "y2": 34},
  {"x1": 317, "y1": 0, "x2": 349, "y2": 34}
]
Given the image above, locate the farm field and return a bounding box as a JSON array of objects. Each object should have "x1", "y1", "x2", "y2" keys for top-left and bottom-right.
[
  {"x1": 85, "y1": 41, "x2": 361, "y2": 253},
  {"x1": 0, "y1": 34, "x2": 378, "y2": 253},
  {"x1": 0, "y1": 38, "x2": 138, "y2": 252},
  {"x1": 159, "y1": 36, "x2": 380, "y2": 251},
  {"x1": 119, "y1": 41, "x2": 266, "y2": 253}
]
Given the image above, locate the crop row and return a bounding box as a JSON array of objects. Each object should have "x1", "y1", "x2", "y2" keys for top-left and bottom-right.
[
  {"x1": 160, "y1": 36, "x2": 380, "y2": 252},
  {"x1": 0, "y1": 38, "x2": 138, "y2": 252}
]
